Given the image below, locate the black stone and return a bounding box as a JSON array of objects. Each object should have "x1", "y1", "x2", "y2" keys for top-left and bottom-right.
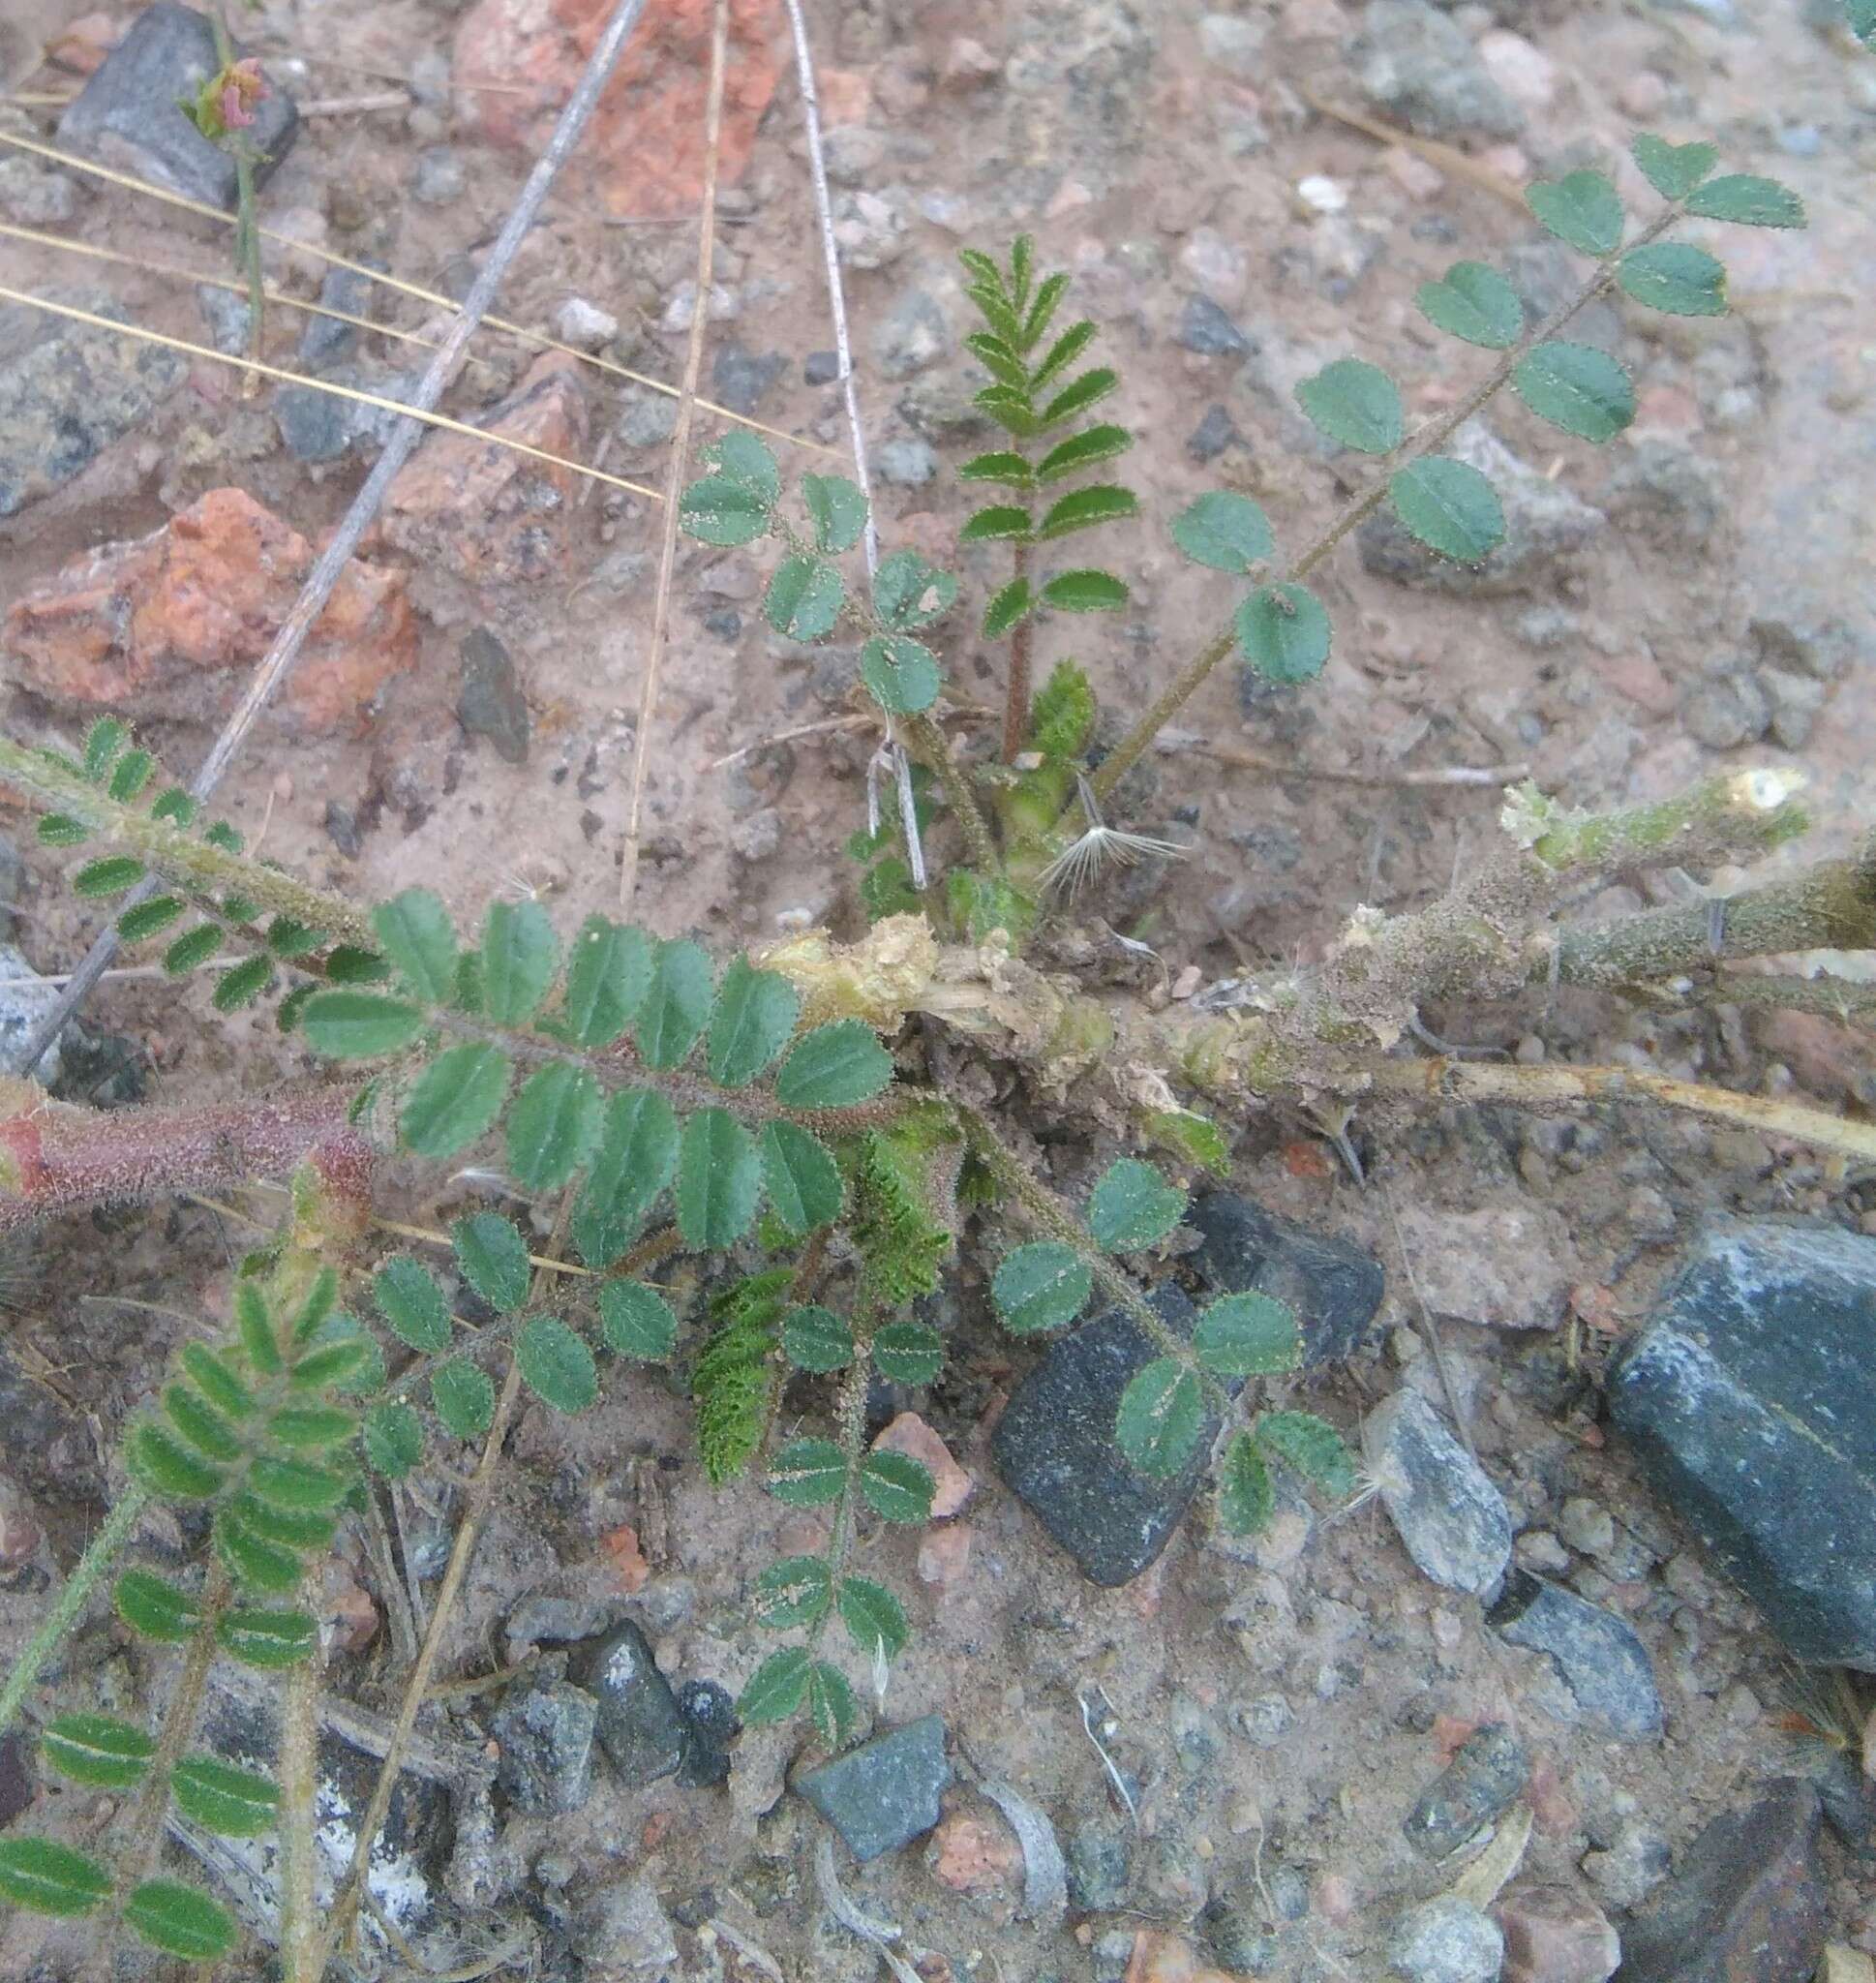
[
  {"x1": 1174, "y1": 294, "x2": 1253, "y2": 358},
  {"x1": 1609, "y1": 1220, "x2": 1876, "y2": 1667},
  {"x1": 299, "y1": 262, "x2": 379, "y2": 371},
  {"x1": 1403, "y1": 1723, "x2": 1528, "y2": 1860},
  {"x1": 1487, "y1": 1571, "x2": 1662, "y2": 1741},
  {"x1": 804, "y1": 350, "x2": 840, "y2": 385},
  {"x1": 1184, "y1": 1190, "x2": 1385, "y2": 1370},
  {"x1": 1617, "y1": 1779, "x2": 1827, "y2": 1983},
  {"x1": 676, "y1": 1679, "x2": 739, "y2": 1789},
  {"x1": 1066, "y1": 1817, "x2": 1132, "y2": 1909},
  {"x1": 58, "y1": 2, "x2": 298, "y2": 212},
  {"x1": 796, "y1": 1714, "x2": 951, "y2": 1863},
  {"x1": 458, "y1": 628, "x2": 531, "y2": 765},
  {"x1": 574, "y1": 1621, "x2": 686, "y2": 1785},
  {"x1": 0, "y1": 1730, "x2": 32, "y2": 1831},
  {"x1": 711, "y1": 343, "x2": 788, "y2": 416},
  {"x1": 1186, "y1": 404, "x2": 1241, "y2": 464},
  {"x1": 324, "y1": 801, "x2": 363, "y2": 859}
]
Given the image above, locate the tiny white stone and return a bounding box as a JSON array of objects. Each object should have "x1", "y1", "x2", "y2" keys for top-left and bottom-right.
[
  {"x1": 1295, "y1": 173, "x2": 1347, "y2": 216},
  {"x1": 554, "y1": 296, "x2": 619, "y2": 351}
]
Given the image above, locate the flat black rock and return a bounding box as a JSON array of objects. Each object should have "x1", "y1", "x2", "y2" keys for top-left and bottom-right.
[
  {"x1": 1403, "y1": 1722, "x2": 1528, "y2": 1861},
  {"x1": 1488, "y1": 1571, "x2": 1662, "y2": 1741},
  {"x1": 795, "y1": 1714, "x2": 950, "y2": 1863},
  {"x1": 1609, "y1": 1220, "x2": 1876, "y2": 1667},
  {"x1": 58, "y1": 3, "x2": 299, "y2": 212},
  {"x1": 1185, "y1": 1190, "x2": 1385, "y2": 1370},
  {"x1": 574, "y1": 1620, "x2": 686, "y2": 1786}
]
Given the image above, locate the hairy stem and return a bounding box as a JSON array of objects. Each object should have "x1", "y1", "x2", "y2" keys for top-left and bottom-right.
[
  {"x1": 1086, "y1": 205, "x2": 1683, "y2": 811},
  {"x1": 1003, "y1": 541, "x2": 1034, "y2": 762},
  {"x1": 902, "y1": 711, "x2": 1000, "y2": 878},
  {"x1": 277, "y1": 1646, "x2": 321, "y2": 1983}
]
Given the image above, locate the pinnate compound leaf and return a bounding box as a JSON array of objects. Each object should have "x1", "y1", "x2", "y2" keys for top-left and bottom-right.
[
  {"x1": 802, "y1": 473, "x2": 867, "y2": 554},
  {"x1": 480, "y1": 899, "x2": 559, "y2": 1024},
  {"x1": 708, "y1": 958, "x2": 801, "y2": 1088},
  {"x1": 754, "y1": 1555, "x2": 832, "y2": 1628},
  {"x1": 1295, "y1": 358, "x2": 1404, "y2": 454},
  {"x1": 1193, "y1": 1291, "x2": 1300, "y2": 1377},
  {"x1": 1038, "y1": 484, "x2": 1138, "y2": 539},
  {"x1": 782, "y1": 1303, "x2": 853, "y2": 1373},
  {"x1": 115, "y1": 1569, "x2": 203, "y2": 1643},
  {"x1": 1042, "y1": 568, "x2": 1129, "y2": 612},
  {"x1": 983, "y1": 575, "x2": 1036, "y2": 639},
  {"x1": 362, "y1": 1400, "x2": 424, "y2": 1479},
  {"x1": 432, "y1": 1359, "x2": 496, "y2": 1439},
  {"x1": 859, "y1": 1449, "x2": 934, "y2": 1523},
  {"x1": 1526, "y1": 169, "x2": 1623, "y2": 256},
  {"x1": 1235, "y1": 583, "x2": 1331, "y2": 684},
  {"x1": 739, "y1": 1646, "x2": 810, "y2": 1724},
  {"x1": 769, "y1": 1437, "x2": 846, "y2": 1507},
  {"x1": 636, "y1": 939, "x2": 715, "y2": 1070},
  {"x1": 124, "y1": 1880, "x2": 234, "y2": 1961},
  {"x1": 808, "y1": 1662, "x2": 858, "y2": 1750},
  {"x1": 42, "y1": 1714, "x2": 155, "y2": 1788},
  {"x1": 564, "y1": 916, "x2": 653, "y2": 1047},
  {"x1": 171, "y1": 1756, "x2": 278, "y2": 1837},
  {"x1": 1686, "y1": 173, "x2": 1804, "y2": 228},
  {"x1": 506, "y1": 1062, "x2": 603, "y2": 1192},
  {"x1": 837, "y1": 1574, "x2": 909, "y2": 1660},
  {"x1": 1036, "y1": 422, "x2": 1131, "y2": 481},
  {"x1": 678, "y1": 1108, "x2": 761, "y2": 1249},
  {"x1": 375, "y1": 1255, "x2": 452, "y2": 1352},
  {"x1": 775, "y1": 1019, "x2": 893, "y2": 1109},
  {"x1": 372, "y1": 890, "x2": 456, "y2": 1001},
  {"x1": 992, "y1": 1242, "x2": 1092, "y2": 1335},
  {"x1": 1414, "y1": 260, "x2": 1522, "y2": 349},
  {"x1": 599, "y1": 1281, "x2": 678, "y2": 1361},
  {"x1": 1256, "y1": 1409, "x2": 1356, "y2": 1496},
  {"x1": 959, "y1": 503, "x2": 1033, "y2": 544},
  {"x1": 765, "y1": 554, "x2": 844, "y2": 641},
  {"x1": 1386, "y1": 458, "x2": 1505, "y2": 564},
  {"x1": 1218, "y1": 1430, "x2": 1275, "y2": 1535},
  {"x1": 1512, "y1": 341, "x2": 1634, "y2": 442},
  {"x1": 1619, "y1": 241, "x2": 1727, "y2": 317},
  {"x1": 575, "y1": 1088, "x2": 680, "y2": 1266},
  {"x1": 452, "y1": 1212, "x2": 532, "y2": 1313},
  {"x1": 1630, "y1": 134, "x2": 1717, "y2": 201},
  {"x1": 861, "y1": 634, "x2": 942, "y2": 716},
  {"x1": 217, "y1": 1607, "x2": 317, "y2": 1667},
  {"x1": 129, "y1": 1421, "x2": 223, "y2": 1502},
  {"x1": 760, "y1": 1120, "x2": 843, "y2": 1236},
  {"x1": 401, "y1": 1043, "x2": 510, "y2": 1157},
  {"x1": 1114, "y1": 1358, "x2": 1205, "y2": 1479},
  {"x1": 1170, "y1": 490, "x2": 1274, "y2": 572},
  {"x1": 873, "y1": 549, "x2": 958, "y2": 629},
  {"x1": 874, "y1": 1321, "x2": 944, "y2": 1387},
  {"x1": 1088, "y1": 1157, "x2": 1186, "y2": 1252},
  {"x1": 517, "y1": 1318, "x2": 598, "y2": 1413},
  {"x1": 0, "y1": 1839, "x2": 113, "y2": 1916}
]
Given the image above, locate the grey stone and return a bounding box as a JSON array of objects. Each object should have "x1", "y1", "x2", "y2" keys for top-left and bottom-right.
[
  {"x1": 804, "y1": 350, "x2": 840, "y2": 385},
  {"x1": 1610, "y1": 1221, "x2": 1876, "y2": 1667},
  {"x1": 1169, "y1": 1693, "x2": 1226, "y2": 1772},
  {"x1": 0, "y1": 839, "x2": 22, "y2": 942},
  {"x1": 491, "y1": 1678, "x2": 597, "y2": 1814},
  {"x1": 1066, "y1": 1817, "x2": 1132, "y2": 1908},
  {"x1": 1359, "y1": 423, "x2": 1603, "y2": 596},
  {"x1": 1488, "y1": 1571, "x2": 1663, "y2": 1739},
  {"x1": 1404, "y1": 1723, "x2": 1529, "y2": 1860},
  {"x1": 1617, "y1": 1780, "x2": 1826, "y2": 1983},
  {"x1": 872, "y1": 289, "x2": 950, "y2": 380},
  {"x1": 711, "y1": 342, "x2": 788, "y2": 416},
  {"x1": 195, "y1": 283, "x2": 253, "y2": 356},
  {"x1": 675, "y1": 1679, "x2": 738, "y2": 1789},
  {"x1": 502, "y1": 1592, "x2": 637, "y2": 1662},
  {"x1": 1582, "y1": 1822, "x2": 1672, "y2": 1909},
  {"x1": 1203, "y1": 1901, "x2": 1280, "y2": 1972},
  {"x1": 0, "y1": 290, "x2": 186, "y2": 517},
  {"x1": 1185, "y1": 1190, "x2": 1386, "y2": 1370},
  {"x1": 796, "y1": 1714, "x2": 951, "y2": 1863},
  {"x1": 458, "y1": 628, "x2": 530, "y2": 765},
  {"x1": 1187, "y1": 404, "x2": 1241, "y2": 463},
  {"x1": 1175, "y1": 293, "x2": 1253, "y2": 357},
  {"x1": 1506, "y1": 242, "x2": 1623, "y2": 349},
  {"x1": 554, "y1": 296, "x2": 618, "y2": 351},
  {"x1": 0, "y1": 944, "x2": 66, "y2": 1085},
  {"x1": 616, "y1": 386, "x2": 680, "y2": 450},
  {"x1": 324, "y1": 801, "x2": 362, "y2": 859},
  {"x1": 1387, "y1": 1894, "x2": 1504, "y2": 1983},
  {"x1": 1235, "y1": 1693, "x2": 1295, "y2": 1747},
  {"x1": 830, "y1": 187, "x2": 910, "y2": 269},
  {"x1": 57, "y1": 2, "x2": 298, "y2": 210},
  {"x1": 1352, "y1": 0, "x2": 1523, "y2": 140},
  {"x1": 1603, "y1": 443, "x2": 1725, "y2": 550},
  {"x1": 1749, "y1": 600, "x2": 1867, "y2": 681},
  {"x1": 0, "y1": 156, "x2": 79, "y2": 227},
  {"x1": 410, "y1": 145, "x2": 465, "y2": 205},
  {"x1": 576, "y1": 1874, "x2": 679, "y2": 1980},
  {"x1": 874, "y1": 438, "x2": 937, "y2": 484},
  {"x1": 1679, "y1": 664, "x2": 1770, "y2": 750},
  {"x1": 575, "y1": 1621, "x2": 686, "y2": 1785},
  {"x1": 299, "y1": 262, "x2": 378, "y2": 371},
  {"x1": 1759, "y1": 667, "x2": 1826, "y2": 750},
  {"x1": 274, "y1": 362, "x2": 415, "y2": 463},
  {"x1": 1364, "y1": 1390, "x2": 1513, "y2": 1596}
]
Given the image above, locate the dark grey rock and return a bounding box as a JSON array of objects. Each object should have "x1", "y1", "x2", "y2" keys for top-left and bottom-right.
[
  {"x1": 410, "y1": 145, "x2": 466, "y2": 205},
  {"x1": 1185, "y1": 1189, "x2": 1385, "y2": 1370},
  {"x1": 1617, "y1": 1780, "x2": 1826, "y2": 1983},
  {"x1": 57, "y1": 2, "x2": 298, "y2": 211},
  {"x1": 1187, "y1": 404, "x2": 1241, "y2": 463},
  {"x1": 711, "y1": 343, "x2": 788, "y2": 415},
  {"x1": 1749, "y1": 599, "x2": 1868, "y2": 681},
  {"x1": 804, "y1": 350, "x2": 840, "y2": 385},
  {"x1": 575, "y1": 1620, "x2": 686, "y2": 1785},
  {"x1": 274, "y1": 381, "x2": 353, "y2": 463},
  {"x1": 1386, "y1": 1894, "x2": 1504, "y2": 1983},
  {"x1": 796, "y1": 1714, "x2": 951, "y2": 1863},
  {"x1": 1351, "y1": 0, "x2": 1523, "y2": 140},
  {"x1": 1759, "y1": 667, "x2": 1826, "y2": 751},
  {"x1": 0, "y1": 155, "x2": 80, "y2": 227},
  {"x1": 1404, "y1": 1722, "x2": 1528, "y2": 1860},
  {"x1": 49, "y1": 1027, "x2": 148, "y2": 1110},
  {"x1": 1810, "y1": 1747, "x2": 1876, "y2": 1851},
  {"x1": 0, "y1": 290, "x2": 186, "y2": 518},
  {"x1": 1364, "y1": 1390, "x2": 1512, "y2": 1596},
  {"x1": 196, "y1": 283, "x2": 253, "y2": 356},
  {"x1": 458, "y1": 629, "x2": 530, "y2": 765},
  {"x1": 492, "y1": 1678, "x2": 597, "y2": 1814},
  {"x1": 1202, "y1": 1901, "x2": 1279, "y2": 1973},
  {"x1": 0, "y1": 1730, "x2": 31, "y2": 1831},
  {"x1": 1488, "y1": 1570, "x2": 1662, "y2": 1739},
  {"x1": 615, "y1": 386, "x2": 679, "y2": 451},
  {"x1": 1174, "y1": 293, "x2": 1253, "y2": 357},
  {"x1": 0, "y1": 839, "x2": 22, "y2": 942},
  {"x1": 1610, "y1": 1221, "x2": 1876, "y2": 1667},
  {"x1": 324, "y1": 801, "x2": 363, "y2": 859},
  {"x1": 1603, "y1": 442, "x2": 1725, "y2": 551},
  {"x1": 299, "y1": 262, "x2": 378, "y2": 371},
  {"x1": 676, "y1": 1679, "x2": 738, "y2": 1789},
  {"x1": 1066, "y1": 1817, "x2": 1132, "y2": 1909},
  {"x1": 994, "y1": 1286, "x2": 1217, "y2": 1587}
]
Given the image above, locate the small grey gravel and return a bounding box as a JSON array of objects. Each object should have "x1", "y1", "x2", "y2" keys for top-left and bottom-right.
[
  {"x1": 1187, "y1": 404, "x2": 1241, "y2": 463},
  {"x1": 875, "y1": 438, "x2": 938, "y2": 485},
  {"x1": 1352, "y1": 0, "x2": 1524, "y2": 140},
  {"x1": 795, "y1": 1714, "x2": 951, "y2": 1863},
  {"x1": 804, "y1": 350, "x2": 841, "y2": 385},
  {"x1": 324, "y1": 802, "x2": 363, "y2": 859},
  {"x1": 491, "y1": 1678, "x2": 597, "y2": 1815},
  {"x1": 574, "y1": 1621, "x2": 687, "y2": 1786},
  {"x1": 555, "y1": 296, "x2": 619, "y2": 351},
  {"x1": 711, "y1": 342, "x2": 788, "y2": 415},
  {"x1": 1175, "y1": 293, "x2": 1253, "y2": 357},
  {"x1": 458, "y1": 629, "x2": 530, "y2": 766},
  {"x1": 196, "y1": 283, "x2": 254, "y2": 357},
  {"x1": 0, "y1": 157, "x2": 79, "y2": 227},
  {"x1": 410, "y1": 146, "x2": 466, "y2": 205},
  {"x1": 575, "y1": 1874, "x2": 678, "y2": 1982},
  {"x1": 1404, "y1": 1723, "x2": 1529, "y2": 1860},
  {"x1": 1364, "y1": 1389, "x2": 1513, "y2": 1596},
  {"x1": 1489, "y1": 1570, "x2": 1664, "y2": 1740},
  {"x1": 1679, "y1": 663, "x2": 1770, "y2": 750},
  {"x1": 1581, "y1": 1820, "x2": 1673, "y2": 1909},
  {"x1": 298, "y1": 262, "x2": 378, "y2": 371},
  {"x1": 1066, "y1": 1817, "x2": 1132, "y2": 1909},
  {"x1": 872, "y1": 288, "x2": 950, "y2": 380},
  {"x1": 1760, "y1": 667, "x2": 1826, "y2": 749},
  {"x1": 1388, "y1": 1895, "x2": 1504, "y2": 1982},
  {"x1": 0, "y1": 943, "x2": 66, "y2": 1085},
  {"x1": 616, "y1": 386, "x2": 680, "y2": 451},
  {"x1": 1235, "y1": 1693, "x2": 1295, "y2": 1747}
]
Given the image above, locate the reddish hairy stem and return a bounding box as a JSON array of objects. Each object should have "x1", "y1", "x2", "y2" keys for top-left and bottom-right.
[{"x1": 1003, "y1": 540, "x2": 1034, "y2": 762}]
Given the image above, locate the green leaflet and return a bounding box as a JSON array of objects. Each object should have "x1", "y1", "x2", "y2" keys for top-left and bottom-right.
[
  {"x1": 1037, "y1": 484, "x2": 1139, "y2": 539},
  {"x1": 575, "y1": 1087, "x2": 680, "y2": 1267},
  {"x1": 1618, "y1": 242, "x2": 1727, "y2": 318},
  {"x1": 781, "y1": 1303, "x2": 854, "y2": 1373},
  {"x1": 1525, "y1": 168, "x2": 1623, "y2": 256},
  {"x1": 171, "y1": 1756, "x2": 279, "y2": 1837},
  {"x1": 680, "y1": 473, "x2": 772, "y2": 546},
  {"x1": 1218, "y1": 1431, "x2": 1275, "y2": 1536},
  {"x1": 1042, "y1": 568, "x2": 1129, "y2": 611},
  {"x1": 637, "y1": 939, "x2": 715, "y2": 1070},
  {"x1": 115, "y1": 1569, "x2": 203, "y2": 1643},
  {"x1": 802, "y1": 473, "x2": 867, "y2": 554},
  {"x1": 372, "y1": 889, "x2": 457, "y2": 1002},
  {"x1": 1256, "y1": 1409, "x2": 1356, "y2": 1496},
  {"x1": 599, "y1": 1281, "x2": 679, "y2": 1360},
  {"x1": 860, "y1": 634, "x2": 943, "y2": 716},
  {"x1": 516, "y1": 1317, "x2": 598, "y2": 1413},
  {"x1": 837, "y1": 1574, "x2": 909, "y2": 1660},
  {"x1": 0, "y1": 1838, "x2": 114, "y2": 1916},
  {"x1": 676, "y1": 1108, "x2": 761, "y2": 1249},
  {"x1": 707, "y1": 958, "x2": 802, "y2": 1088},
  {"x1": 123, "y1": 1879, "x2": 235, "y2": 1961},
  {"x1": 1192, "y1": 1291, "x2": 1300, "y2": 1377},
  {"x1": 768, "y1": 1436, "x2": 846, "y2": 1507},
  {"x1": 1170, "y1": 490, "x2": 1274, "y2": 572},
  {"x1": 739, "y1": 1646, "x2": 811, "y2": 1724},
  {"x1": 1114, "y1": 1358, "x2": 1205, "y2": 1479},
  {"x1": 872, "y1": 550, "x2": 957, "y2": 629},
  {"x1": 480, "y1": 899, "x2": 559, "y2": 1024},
  {"x1": 375, "y1": 1255, "x2": 452, "y2": 1352},
  {"x1": 859, "y1": 1449, "x2": 934, "y2": 1523},
  {"x1": 432, "y1": 1359, "x2": 497, "y2": 1439},
  {"x1": 775, "y1": 1020, "x2": 893, "y2": 1108},
  {"x1": 451, "y1": 1211, "x2": 532, "y2": 1312},
  {"x1": 1235, "y1": 583, "x2": 1331, "y2": 685},
  {"x1": 363, "y1": 1400, "x2": 424, "y2": 1478},
  {"x1": 400, "y1": 1043, "x2": 510, "y2": 1157},
  {"x1": 1088, "y1": 1157, "x2": 1186, "y2": 1252},
  {"x1": 872, "y1": 1320, "x2": 943, "y2": 1386},
  {"x1": 992, "y1": 1242, "x2": 1092, "y2": 1334},
  {"x1": 1294, "y1": 357, "x2": 1404, "y2": 454},
  {"x1": 563, "y1": 915, "x2": 654, "y2": 1046},
  {"x1": 1630, "y1": 134, "x2": 1717, "y2": 201},
  {"x1": 765, "y1": 554, "x2": 845, "y2": 640},
  {"x1": 758, "y1": 1120, "x2": 843, "y2": 1236},
  {"x1": 1512, "y1": 342, "x2": 1634, "y2": 442},
  {"x1": 1386, "y1": 458, "x2": 1505, "y2": 564},
  {"x1": 753, "y1": 1554, "x2": 832, "y2": 1628},
  {"x1": 808, "y1": 1661, "x2": 858, "y2": 1749},
  {"x1": 1685, "y1": 173, "x2": 1803, "y2": 228},
  {"x1": 505, "y1": 1062, "x2": 603, "y2": 1191},
  {"x1": 216, "y1": 1607, "x2": 318, "y2": 1667},
  {"x1": 983, "y1": 576, "x2": 1036, "y2": 638},
  {"x1": 41, "y1": 1713, "x2": 155, "y2": 1789}
]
